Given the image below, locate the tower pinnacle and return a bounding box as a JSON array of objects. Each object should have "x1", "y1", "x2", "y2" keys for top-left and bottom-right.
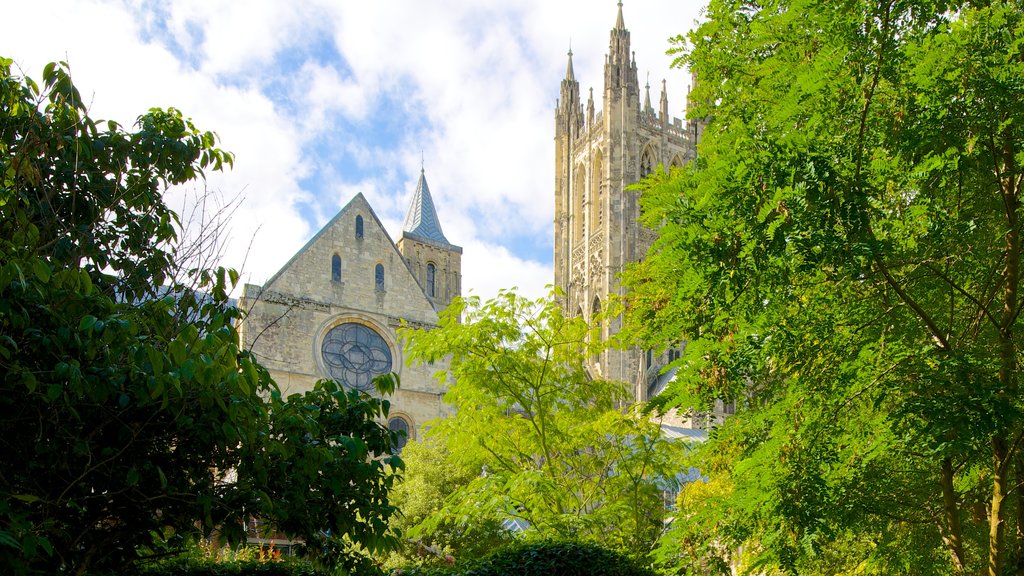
[
  {"x1": 644, "y1": 73, "x2": 652, "y2": 113},
  {"x1": 566, "y1": 47, "x2": 575, "y2": 81},
  {"x1": 615, "y1": 1, "x2": 625, "y2": 30}
]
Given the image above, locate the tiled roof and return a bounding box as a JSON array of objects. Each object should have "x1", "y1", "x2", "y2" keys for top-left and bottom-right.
[{"x1": 402, "y1": 169, "x2": 451, "y2": 246}]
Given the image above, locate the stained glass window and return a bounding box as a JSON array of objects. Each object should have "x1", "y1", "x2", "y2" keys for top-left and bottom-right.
[
  {"x1": 355, "y1": 215, "x2": 364, "y2": 239},
  {"x1": 321, "y1": 323, "x2": 393, "y2": 391},
  {"x1": 426, "y1": 263, "x2": 436, "y2": 297},
  {"x1": 375, "y1": 264, "x2": 385, "y2": 291}
]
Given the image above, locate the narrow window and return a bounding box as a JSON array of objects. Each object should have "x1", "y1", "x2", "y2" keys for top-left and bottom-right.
[
  {"x1": 426, "y1": 263, "x2": 436, "y2": 297},
  {"x1": 375, "y1": 264, "x2": 385, "y2": 291},
  {"x1": 388, "y1": 416, "x2": 411, "y2": 452},
  {"x1": 331, "y1": 254, "x2": 341, "y2": 282},
  {"x1": 355, "y1": 215, "x2": 364, "y2": 239},
  {"x1": 640, "y1": 146, "x2": 656, "y2": 178}
]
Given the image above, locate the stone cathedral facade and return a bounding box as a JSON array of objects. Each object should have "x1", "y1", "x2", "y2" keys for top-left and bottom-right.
[
  {"x1": 554, "y1": 3, "x2": 727, "y2": 425},
  {"x1": 237, "y1": 169, "x2": 461, "y2": 447}
]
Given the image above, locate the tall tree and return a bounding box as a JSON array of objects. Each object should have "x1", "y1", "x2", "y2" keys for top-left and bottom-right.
[
  {"x1": 0, "y1": 58, "x2": 403, "y2": 575},
  {"x1": 401, "y1": 291, "x2": 682, "y2": 560},
  {"x1": 624, "y1": 2, "x2": 1024, "y2": 574}
]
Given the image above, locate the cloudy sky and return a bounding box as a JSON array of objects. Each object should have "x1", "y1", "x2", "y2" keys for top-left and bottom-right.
[{"x1": 3, "y1": 0, "x2": 706, "y2": 300}]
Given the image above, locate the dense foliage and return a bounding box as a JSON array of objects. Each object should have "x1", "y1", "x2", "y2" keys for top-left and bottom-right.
[
  {"x1": 399, "y1": 291, "x2": 682, "y2": 561},
  {"x1": 384, "y1": 436, "x2": 510, "y2": 569},
  {"x1": 624, "y1": 1, "x2": 1024, "y2": 574},
  {"x1": 394, "y1": 540, "x2": 658, "y2": 576},
  {"x1": 0, "y1": 58, "x2": 402, "y2": 575}
]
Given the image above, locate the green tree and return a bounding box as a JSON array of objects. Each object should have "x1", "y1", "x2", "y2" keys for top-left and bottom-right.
[
  {"x1": 624, "y1": 2, "x2": 1024, "y2": 574},
  {"x1": 401, "y1": 291, "x2": 682, "y2": 560},
  {"x1": 0, "y1": 58, "x2": 402, "y2": 575},
  {"x1": 384, "y1": 436, "x2": 510, "y2": 569}
]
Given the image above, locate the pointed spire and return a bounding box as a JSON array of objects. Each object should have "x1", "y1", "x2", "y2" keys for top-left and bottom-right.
[
  {"x1": 660, "y1": 78, "x2": 669, "y2": 119},
  {"x1": 403, "y1": 166, "x2": 451, "y2": 246},
  {"x1": 644, "y1": 73, "x2": 652, "y2": 113},
  {"x1": 615, "y1": 1, "x2": 625, "y2": 30},
  {"x1": 565, "y1": 46, "x2": 575, "y2": 81}
]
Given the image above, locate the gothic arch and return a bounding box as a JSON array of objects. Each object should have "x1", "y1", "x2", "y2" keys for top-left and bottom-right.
[
  {"x1": 426, "y1": 262, "x2": 436, "y2": 297},
  {"x1": 669, "y1": 154, "x2": 683, "y2": 170},
  {"x1": 590, "y1": 149, "x2": 603, "y2": 234},
  {"x1": 573, "y1": 162, "x2": 586, "y2": 242},
  {"x1": 639, "y1": 143, "x2": 657, "y2": 178}
]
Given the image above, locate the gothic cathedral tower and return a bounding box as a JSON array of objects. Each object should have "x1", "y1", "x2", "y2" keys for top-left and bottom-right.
[{"x1": 554, "y1": 2, "x2": 702, "y2": 402}]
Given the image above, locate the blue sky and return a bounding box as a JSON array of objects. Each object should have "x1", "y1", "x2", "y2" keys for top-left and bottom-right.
[{"x1": 4, "y1": 0, "x2": 706, "y2": 300}]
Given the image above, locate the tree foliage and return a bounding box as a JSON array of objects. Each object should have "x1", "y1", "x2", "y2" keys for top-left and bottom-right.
[
  {"x1": 0, "y1": 58, "x2": 402, "y2": 575},
  {"x1": 384, "y1": 436, "x2": 510, "y2": 569},
  {"x1": 400, "y1": 291, "x2": 682, "y2": 560},
  {"x1": 624, "y1": 1, "x2": 1024, "y2": 574}
]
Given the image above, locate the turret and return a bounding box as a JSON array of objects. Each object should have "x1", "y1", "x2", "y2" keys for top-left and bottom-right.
[
  {"x1": 556, "y1": 49, "x2": 583, "y2": 139},
  {"x1": 660, "y1": 79, "x2": 669, "y2": 123},
  {"x1": 643, "y1": 76, "x2": 654, "y2": 115},
  {"x1": 604, "y1": 1, "x2": 639, "y2": 103},
  {"x1": 396, "y1": 166, "x2": 462, "y2": 313}
]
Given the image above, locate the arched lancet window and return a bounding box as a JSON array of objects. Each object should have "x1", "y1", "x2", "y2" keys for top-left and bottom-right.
[
  {"x1": 640, "y1": 145, "x2": 656, "y2": 178},
  {"x1": 331, "y1": 254, "x2": 342, "y2": 282},
  {"x1": 426, "y1": 262, "x2": 436, "y2": 298},
  {"x1": 670, "y1": 155, "x2": 683, "y2": 170},
  {"x1": 388, "y1": 416, "x2": 411, "y2": 452},
  {"x1": 590, "y1": 150, "x2": 603, "y2": 231},
  {"x1": 573, "y1": 163, "x2": 586, "y2": 242},
  {"x1": 355, "y1": 215, "x2": 364, "y2": 240},
  {"x1": 592, "y1": 296, "x2": 602, "y2": 340},
  {"x1": 375, "y1": 264, "x2": 385, "y2": 291}
]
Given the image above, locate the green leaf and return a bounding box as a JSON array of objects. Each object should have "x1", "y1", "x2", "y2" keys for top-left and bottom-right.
[
  {"x1": 78, "y1": 315, "x2": 97, "y2": 332},
  {"x1": 32, "y1": 259, "x2": 51, "y2": 283}
]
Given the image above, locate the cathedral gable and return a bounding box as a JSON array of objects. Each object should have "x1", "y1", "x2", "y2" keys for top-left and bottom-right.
[{"x1": 260, "y1": 193, "x2": 439, "y2": 328}]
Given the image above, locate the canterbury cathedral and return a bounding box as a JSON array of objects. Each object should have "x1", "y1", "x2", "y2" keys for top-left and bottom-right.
[
  {"x1": 237, "y1": 1, "x2": 727, "y2": 443},
  {"x1": 554, "y1": 2, "x2": 730, "y2": 427},
  {"x1": 237, "y1": 169, "x2": 461, "y2": 449}
]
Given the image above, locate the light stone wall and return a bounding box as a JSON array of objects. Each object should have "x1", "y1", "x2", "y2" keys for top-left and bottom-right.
[{"x1": 238, "y1": 193, "x2": 453, "y2": 436}]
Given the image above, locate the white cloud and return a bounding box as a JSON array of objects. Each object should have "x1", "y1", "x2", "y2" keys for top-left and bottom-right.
[{"x1": 2, "y1": 0, "x2": 706, "y2": 301}]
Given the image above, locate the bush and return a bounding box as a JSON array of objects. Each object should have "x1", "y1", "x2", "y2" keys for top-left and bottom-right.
[
  {"x1": 130, "y1": 555, "x2": 328, "y2": 576},
  {"x1": 394, "y1": 540, "x2": 657, "y2": 576}
]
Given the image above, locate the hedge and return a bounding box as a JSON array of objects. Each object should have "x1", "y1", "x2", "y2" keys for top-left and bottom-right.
[{"x1": 394, "y1": 540, "x2": 657, "y2": 576}]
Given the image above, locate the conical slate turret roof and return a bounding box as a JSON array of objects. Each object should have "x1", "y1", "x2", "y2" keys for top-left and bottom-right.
[{"x1": 402, "y1": 168, "x2": 451, "y2": 245}]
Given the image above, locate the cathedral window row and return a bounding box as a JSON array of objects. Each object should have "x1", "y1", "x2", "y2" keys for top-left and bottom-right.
[{"x1": 329, "y1": 255, "x2": 385, "y2": 292}]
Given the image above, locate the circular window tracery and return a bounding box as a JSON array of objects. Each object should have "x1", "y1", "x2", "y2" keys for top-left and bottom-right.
[{"x1": 321, "y1": 323, "x2": 393, "y2": 391}]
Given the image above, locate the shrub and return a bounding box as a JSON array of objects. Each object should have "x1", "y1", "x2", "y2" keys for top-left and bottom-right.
[{"x1": 394, "y1": 540, "x2": 658, "y2": 576}]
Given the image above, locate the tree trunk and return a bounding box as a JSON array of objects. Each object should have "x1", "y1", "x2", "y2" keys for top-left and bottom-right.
[
  {"x1": 992, "y1": 125, "x2": 1020, "y2": 576},
  {"x1": 940, "y1": 457, "x2": 967, "y2": 574},
  {"x1": 992, "y1": 436, "x2": 1010, "y2": 576}
]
